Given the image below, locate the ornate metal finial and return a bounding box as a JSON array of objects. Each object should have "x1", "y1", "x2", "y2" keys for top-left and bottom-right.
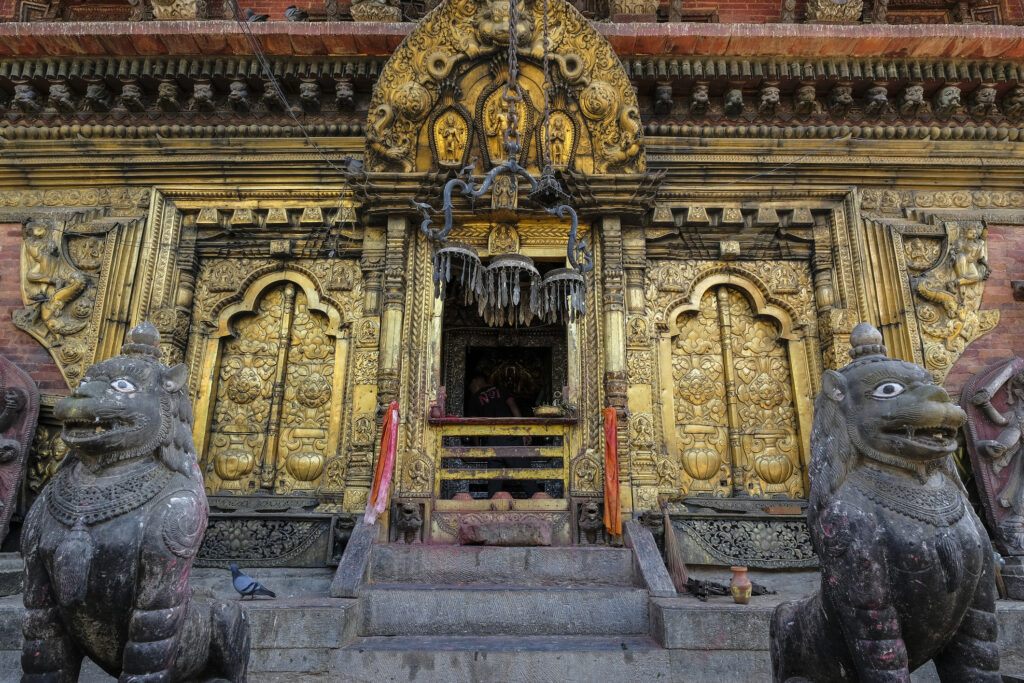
[
  {"x1": 848, "y1": 322, "x2": 887, "y2": 361},
  {"x1": 121, "y1": 321, "x2": 163, "y2": 359}
]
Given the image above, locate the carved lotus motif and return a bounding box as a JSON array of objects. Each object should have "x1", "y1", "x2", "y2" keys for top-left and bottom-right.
[
  {"x1": 286, "y1": 451, "x2": 325, "y2": 482},
  {"x1": 681, "y1": 446, "x2": 721, "y2": 481},
  {"x1": 226, "y1": 368, "x2": 262, "y2": 404},
  {"x1": 747, "y1": 373, "x2": 783, "y2": 409},
  {"x1": 296, "y1": 373, "x2": 331, "y2": 408},
  {"x1": 214, "y1": 449, "x2": 254, "y2": 481},
  {"x1": 679, "y1": 368, "x2": 716, "y2": 405}
]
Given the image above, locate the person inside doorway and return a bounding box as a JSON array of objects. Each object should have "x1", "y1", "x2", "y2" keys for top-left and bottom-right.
[{"x1": 466, "y1": 375, "x2": 523, "y2": 418}]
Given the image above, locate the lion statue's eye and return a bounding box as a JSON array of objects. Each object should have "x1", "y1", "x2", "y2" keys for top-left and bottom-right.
[
  {"x1": 110, "y1": 379, "x2": 137, "y2": 394},
  {"x1": 871, "y1": 382, "x2": 905, "y2": 398}
]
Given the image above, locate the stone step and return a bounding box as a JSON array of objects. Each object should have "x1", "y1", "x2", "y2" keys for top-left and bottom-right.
[
  {"x1": 333, "y1": 635, "x2": 679, "y2": 683},
  {"x1": 358, "y1": 585, "x2": 650, "y2": 637},
  {"x1": 368, "y1": 543, "x2": 636, "y2": 587}
]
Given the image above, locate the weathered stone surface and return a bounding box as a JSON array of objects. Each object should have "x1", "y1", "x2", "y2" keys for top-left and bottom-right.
[
  {"x1": 0, "y1": 553, "x2": 23, "y2": 597},
  {"x1": 457, "y1": 519, "x2": 552, "y2": 546},
  {"x1": 330, "y1": 518, "x2": 377, "y2": 598},
  {"x1": 0, "y1": 356, "x2": 39, "y2": 548},
  {"x1": 622, "y1": 520, "x2": 676, "y2": 597},
  {"x1": 770, "y1": 324, "x2": 1000, "y2": 681},
  {"x1": 360, "y1": 586, "x2": 649, "y2": 636},
  {"x1": 370, "y1": 544, "x2": 635, "y2": 586},
  {"x1": 20, "y1": 323, "x2": 250, "y2": 681}
]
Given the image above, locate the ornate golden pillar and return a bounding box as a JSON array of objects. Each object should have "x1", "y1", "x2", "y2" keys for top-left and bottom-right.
[
  {"x1": 377, "y1": 215, "x2": 408, "y2": 407},
  {"x1": 342, "y1": 224, "x2": 387, "y2": 512},
  {"x1": 623, "y1": 227, "x2": 658, "y2": 511},
  {"x1": 600, "y1": 215, "x2": 631, "y2": 517}
]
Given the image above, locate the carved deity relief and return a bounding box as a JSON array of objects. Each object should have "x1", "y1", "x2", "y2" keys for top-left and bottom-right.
[
  {"x1": 912, "y1": 221, "x2": 999, "y2": 382},
  {"x1": 15, "y1": 219, "x2": 108, "y2": 384},
  {"x1": 365, "y1": 0, "x2": 644, "y2": 175},
  {"x1": 545, "y1": 111, "x2": 575, "y2": 168},
  {"x1": 433, "y1": 109, "x2": 470, "y2": 167},
  {"x1": 963, "y1": 357, "x2": 1024, "y2": 557}
]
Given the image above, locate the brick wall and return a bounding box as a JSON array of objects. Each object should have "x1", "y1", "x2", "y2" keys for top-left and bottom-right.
[
  {"x1": 0, "y1": 223, "x2": 66, "y2": 397},
  {"x1": 945, "y1": 224, "x2": 1024, "y2": 399}
]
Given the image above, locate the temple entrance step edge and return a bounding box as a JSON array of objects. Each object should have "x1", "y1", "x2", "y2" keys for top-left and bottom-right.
[
  {"x1": 366, "y1": 543, "x2": 637, "y2": 587},
  {"x1": 357, "y1": 584, "x2": 650, "y2": 637}
]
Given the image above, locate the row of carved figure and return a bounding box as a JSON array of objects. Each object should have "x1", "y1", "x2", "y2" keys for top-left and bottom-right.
[
  {"x1": 1, "y1": 77, "x2": 356, "y2": 118},
  {"x1": 0, "y1": 319, "x2": 1020, "y2": 679},
  {"x1": 652, "y1": 82, "x2": 1021, "y2": 122}
]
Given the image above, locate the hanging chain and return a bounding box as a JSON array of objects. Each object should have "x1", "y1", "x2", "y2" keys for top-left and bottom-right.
[
  {"x1": 540, "y1": 0, "x2": 553, "y2": 170},
  {"x1": 500, "y1": 0, "x2": 524, "y2": 162}
]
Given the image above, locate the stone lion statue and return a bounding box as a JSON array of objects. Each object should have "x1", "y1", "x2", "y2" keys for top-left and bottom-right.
[
  {"x1": 770, "y1": 323, "x2": 1000, "y2": 682},
  {"x1": 22, "y1": 322, "x2": 250, "y2": 682}
]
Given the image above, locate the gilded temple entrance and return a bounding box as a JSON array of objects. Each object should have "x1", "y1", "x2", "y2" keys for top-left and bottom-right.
[{"x1": 661, "y1": 281, "x2": 810, "y2": 501}]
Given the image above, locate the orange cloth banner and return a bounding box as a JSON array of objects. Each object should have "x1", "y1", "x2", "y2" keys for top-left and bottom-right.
[
  {"x1": 603, "y1": 406, "x2": 622, "y2": 536},
  {"x1": 365, "y1": 401, "x2": 399, "y2": 524}
]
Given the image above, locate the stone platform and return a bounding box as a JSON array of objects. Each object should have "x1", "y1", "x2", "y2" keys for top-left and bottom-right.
[{"x1": 0, "y1": 549, "x2": 1022, "y2": 682}]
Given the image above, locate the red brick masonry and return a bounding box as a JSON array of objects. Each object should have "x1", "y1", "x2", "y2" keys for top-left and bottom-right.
[{"x1": 1, "y1": 21, "x2": 1024, "y2": 60}]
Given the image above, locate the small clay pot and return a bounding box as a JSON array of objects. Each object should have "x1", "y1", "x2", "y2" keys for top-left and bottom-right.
[{"x1": 730, "y1": 566, "x2": 752, "y2": 605}]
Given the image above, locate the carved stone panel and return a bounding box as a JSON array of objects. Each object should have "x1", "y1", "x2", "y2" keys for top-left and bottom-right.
[
  {"x1": 962, "y1": 357, "x2": 1024, "y2": 557},
  {"x1": 0, "y1": 357, "x2": 40, "y2": 544}
]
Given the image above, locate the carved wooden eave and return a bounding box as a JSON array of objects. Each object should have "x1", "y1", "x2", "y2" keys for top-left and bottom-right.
[{"x1": 560, "y1": 171, "x2": 664, "y2": 223}]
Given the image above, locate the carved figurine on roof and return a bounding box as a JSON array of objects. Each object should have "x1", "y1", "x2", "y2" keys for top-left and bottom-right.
[{"x1": 365, "y1": 0, "x2": 645, "y2": 176}]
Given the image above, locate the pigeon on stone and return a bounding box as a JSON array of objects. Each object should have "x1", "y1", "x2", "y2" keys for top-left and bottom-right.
[
  {"x1": 244, "y1": 8, "x2": 269, "y2": 21},
  {"x1": 285, "y1": 5, "x2": 308, "y2": 20},
  {"x1": 230, "y1": 564, "x2": 276, "y2": 599}
]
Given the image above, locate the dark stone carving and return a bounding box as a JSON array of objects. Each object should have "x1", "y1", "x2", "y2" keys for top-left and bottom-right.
[
  {"x1": 0, "y1": 357, "x2": 40, "y2": 545},
  {"x1": 934, "y1": 85, "x2": 963, "y2": 120},
  {"x1": 228, "y1": 79, "x2": 251, "y2": 114},
  {"x1": 394, "y1": 501, "x2": 424, "y2": 543},
  {"x1": 864, "y1": 85, "x2": 891, "y2": 117},
  {"x1": 299, "y1": 80, "x2": 321, "y2": 114},
  {"x1": 793, "y1": 85, "x2": 822, "y2": 119},
  {"x1": 723, "y1": 88, "x2": 744, "y2": 117},
  {"x1": 21, "y1": 322, "x2": 250, "y2": 681},
  {"x1": 12, "y1": 84, "x2": 41, "y2": 114},
  {"x1": 770, "y1": 324, "x2": 999, "y2": 682},
  {"x1": 157, "y1": 79, "x2": 182, "y2": 112},
  {"x1": 653, "y1": 83, "x2": 673, "y2": 115},
  {"x1": 828, "y1": 84, "x2": 854, "y2": 117},
  {"x1": 963, "y1": 356, "x2": 1024, "y2": 599},
  {"x1": 673, "y1": 517, "x2": 816, "y2": 569},
  {"x1": 578, "y1": 501, "x2": 604, "y2": 544},
  {"x1": 117, "y1": 82, "x2": 147, "y2": 113},
  {"x1": 689, "y1": 84, "x2": 710, "y2": 116},
  {"x1": 46, "y1": 83, "x2": 76, "y2": 115},
  {"x1": 83, "y1": 81, "x2": 113, "y2": 113},
  {"x1": 197, "y1": 515, "x2": 332, "y2": 568},
  {"x1": 336, "y1": 77, "x2": 355, "y2": 111},
  {"x1": 191, "y1": 80, "x2": 216, "y2": 112}
]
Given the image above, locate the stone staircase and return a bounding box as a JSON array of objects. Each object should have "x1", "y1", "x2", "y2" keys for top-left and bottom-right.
[{"x1": 340, "y1": 543, "x2": 668, "y2": 681}]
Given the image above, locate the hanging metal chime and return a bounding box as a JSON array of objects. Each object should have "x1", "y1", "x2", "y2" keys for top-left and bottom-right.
[
  {"x1": 433, "y1": 240, "x2": 484, "y2": 303},
  {"x1": 535, "y1": 267, "x2": 586, "y2": 323},
  {"x1": 479, "y1": 253, "x2": 540, "y2": 326}
]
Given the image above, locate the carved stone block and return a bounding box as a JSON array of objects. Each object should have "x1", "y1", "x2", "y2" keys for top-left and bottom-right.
[
  {"x1": 962, "y1": 357, "x2": 1024, "y2": 595},
  {"x1": 0, "y1": 356, "x2": 40, "y2": 546}
]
